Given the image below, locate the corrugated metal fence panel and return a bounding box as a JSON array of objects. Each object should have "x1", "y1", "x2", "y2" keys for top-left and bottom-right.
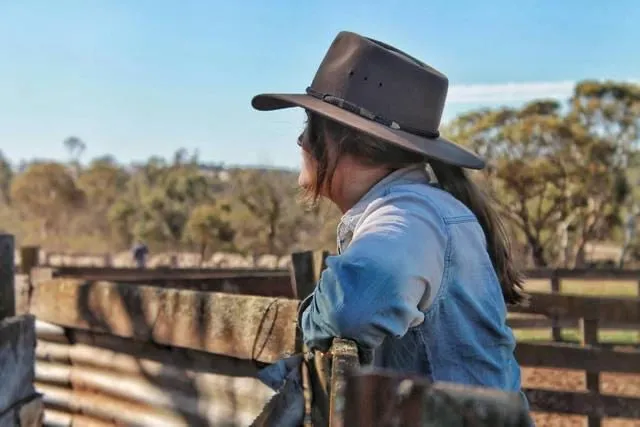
[{"x1": 35, "y1": 320, "x2": 275, "y2": 426}]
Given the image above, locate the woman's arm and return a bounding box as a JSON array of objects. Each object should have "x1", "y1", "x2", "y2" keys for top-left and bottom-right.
[{"x1": 299, "y1": 192, "x2": 447, "y2": 353}]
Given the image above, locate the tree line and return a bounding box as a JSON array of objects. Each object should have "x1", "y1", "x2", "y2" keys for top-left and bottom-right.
[{"x1": 0, "y1": 80, "x2": 638, "y2": 267}]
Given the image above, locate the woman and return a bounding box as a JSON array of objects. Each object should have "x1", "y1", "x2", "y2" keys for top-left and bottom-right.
[{"x1": 252, "y1": 31, "x2": 528, "y2": 408}]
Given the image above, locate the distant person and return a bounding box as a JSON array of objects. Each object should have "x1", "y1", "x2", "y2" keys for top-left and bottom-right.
[
  {"x1": 131, "y1": 242, "x2": 148, "y2": 268},
  {"x1": 252, "y1": 31, "x2": 532, "y2": 424}
]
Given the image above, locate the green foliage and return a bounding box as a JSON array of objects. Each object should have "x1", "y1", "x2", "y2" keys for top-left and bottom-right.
[
  {"x1": 444, "y1": 80, "x2": 640, "y2": 267},
  {"x1": 9, "y1": 161, "x2": 85, "y2": 240},
  {"x1": 0, "y1": 140, "x2": 341, "y2": 254},
  {"x1": 184, "y1": 202, "x2": 236, "y2": 260}
]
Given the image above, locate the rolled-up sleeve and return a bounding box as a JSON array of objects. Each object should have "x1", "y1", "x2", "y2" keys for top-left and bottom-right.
[{"x1": 300, "y1": 191, "x2": 447, "y2": 353}]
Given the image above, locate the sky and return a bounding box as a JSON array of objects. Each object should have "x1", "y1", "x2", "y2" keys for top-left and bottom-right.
[{"x1": 1, "y1": 0, "x2": 639, "y2": 169}]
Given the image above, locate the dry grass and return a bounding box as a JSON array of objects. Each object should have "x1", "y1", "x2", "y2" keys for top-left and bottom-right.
[{"x1": 516, "y1": 279, "x2": 640, "y2": 426}]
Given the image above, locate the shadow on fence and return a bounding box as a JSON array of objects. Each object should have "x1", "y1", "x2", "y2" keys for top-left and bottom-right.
[{"x1": 27, "y1": 270, "x2": 296, "y2": 425}]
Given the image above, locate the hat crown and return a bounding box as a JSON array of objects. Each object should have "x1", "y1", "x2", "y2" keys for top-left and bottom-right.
[{"x1": 310, "y1": 31, "x2": 449, "y2": 134}]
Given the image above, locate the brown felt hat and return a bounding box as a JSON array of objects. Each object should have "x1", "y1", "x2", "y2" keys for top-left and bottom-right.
[{"x1": 251, "y1": 31, "x2": 485, "y2": 170}]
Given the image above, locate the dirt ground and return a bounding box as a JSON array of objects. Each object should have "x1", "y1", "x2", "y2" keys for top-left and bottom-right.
[{"x1": 522, "y1": 367, "x2": 640, "y2": 426}]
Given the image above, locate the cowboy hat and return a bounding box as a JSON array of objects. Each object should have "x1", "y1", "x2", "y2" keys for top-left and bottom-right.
[{"x1": 251, "y1": 31, "x2": 485, "y2": 170}]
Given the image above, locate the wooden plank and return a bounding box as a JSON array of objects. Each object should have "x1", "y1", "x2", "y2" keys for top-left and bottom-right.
[
  {"x1": 30, "y1": 279, "x2": 299, "y2": 363},
  {"x1": 33, "y1": 267, "x2": 296, "y2": 297},
  {"x1": 35, "y1": 320, "x2": 70, "y2": 344},
  {"x1": 343, "y1": 369, "x2": 531, "y2": 427},
  {"x1": 0, "y1": 234, "x2": 15, "y2": 320},
  {"x1": 525, "y1": 388, "x2": 640, "y2": 419},
  {"x1": 42, "y1": 266, "x2": 289, "y2": 280},
  {"x1": 525, "y1": 268, "x2": 640, "y2": 280},
  {"x1": 511, "y1": 292, "x2": 640, "y2": 323},
  {"x1": 514, "y1": 342, "x2": 640, "y2": 373},
  {"x1": 87, "y1": 276, "x2": 292, "y2": 298},
  {"x1": 291, "y1": 251, "x2": 316, "y2": 300}
]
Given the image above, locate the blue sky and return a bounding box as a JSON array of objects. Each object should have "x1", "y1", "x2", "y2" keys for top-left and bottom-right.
[{"x1": 1, "y1": 0, "x2": 639, "y2": 169}]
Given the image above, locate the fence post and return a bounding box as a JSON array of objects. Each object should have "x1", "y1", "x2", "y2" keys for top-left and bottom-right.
[
  {"x1": 580, "y1": 316, "x2": 601, "y2": 427},
  {"x1": 0, "y1": 234, "x2": 15, "y2": 321},
  {"x1": 291, "y1": 251, "x2": 316, "y2": 301},
  {"x1": 0, "y1": 234, "x2": 16, "y2": 320},
  {"x1": 550, "y1": 270, "x2": 562, "y2": 342},
  {"x1": 328, "y1": 339, "x2": 360, "y2": 427},
  {"x1": 291, "y1": 251, "x2": 317, "y2": 357},
  {"x1": 19, "y1": 246, "x2": 40, "y2": 275}
]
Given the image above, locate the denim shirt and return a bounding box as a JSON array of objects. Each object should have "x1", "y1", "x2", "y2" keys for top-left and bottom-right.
[{"x1": 299, "y1": 164, "x2": 525, "y2": 397}]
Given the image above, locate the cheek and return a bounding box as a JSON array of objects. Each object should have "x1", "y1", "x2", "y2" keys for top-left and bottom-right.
[{"x1": 298, "y1": 149, "x2": 316, "y2": 188}]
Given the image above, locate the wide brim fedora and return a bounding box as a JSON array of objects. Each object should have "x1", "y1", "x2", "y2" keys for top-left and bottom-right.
[{"x1": 251, "y1": 32, "x2": 485, "y2": 170}]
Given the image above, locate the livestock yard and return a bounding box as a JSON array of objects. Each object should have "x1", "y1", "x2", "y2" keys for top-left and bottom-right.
[{"x1": 2, "y1": 243, "x2": 640, "y2": 426}]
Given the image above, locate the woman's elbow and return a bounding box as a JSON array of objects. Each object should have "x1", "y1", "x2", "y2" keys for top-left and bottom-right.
[
  {"x1": 324, "y1": 304, "x2": 407, "y2": 350},
  {"x1": 301, "y1": 302, "x2": 376, "y2": 350}
]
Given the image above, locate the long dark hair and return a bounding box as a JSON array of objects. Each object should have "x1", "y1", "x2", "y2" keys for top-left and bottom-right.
[{"x1": 301, "y1": 112, "x2": 526, "y2": 305}]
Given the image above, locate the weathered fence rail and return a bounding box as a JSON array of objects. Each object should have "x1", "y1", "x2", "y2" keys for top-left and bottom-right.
[
  {"x1": 30, "y1": 280, "x2": 299, "y2": 364},
  {"x1": 31, "y1": 266, "x2": 293, "y2": 297},
  {"x1": 16, "y1": 248, "x2": 292, "y2": 270},
  {"x1": 43, "y1": 266, "x2": 290, "y2": 279}
]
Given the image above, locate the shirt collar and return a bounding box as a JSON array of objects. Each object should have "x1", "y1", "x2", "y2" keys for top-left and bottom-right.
[{"x1": 336, "y1": 164, "x2": 432, "y2": 251}]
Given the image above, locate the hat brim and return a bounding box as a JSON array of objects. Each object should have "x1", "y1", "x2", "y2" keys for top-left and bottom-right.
[{"x1": 252, "y1": 93, "x2": 485, "y2": 170}]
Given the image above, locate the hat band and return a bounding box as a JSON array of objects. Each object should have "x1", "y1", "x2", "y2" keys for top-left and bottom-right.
[{"x1": 305, "y1": 87, "x2": 440, "y2": 139}]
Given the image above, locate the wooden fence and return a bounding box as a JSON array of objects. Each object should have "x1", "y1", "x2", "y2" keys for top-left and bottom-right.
[{"x1": 11, "y1": 247, "x2": 640, "y2": 425}]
